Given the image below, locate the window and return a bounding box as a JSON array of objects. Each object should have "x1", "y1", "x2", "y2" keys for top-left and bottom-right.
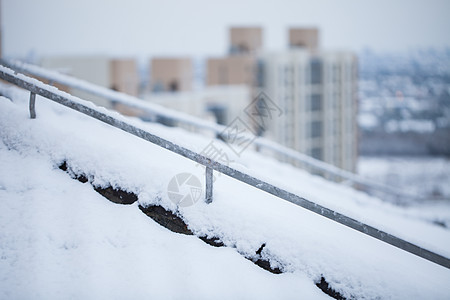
[
  {"x1": 310, "y1": 94, "x2": 322, "y2": 111},
  {"x1": 311, "y1": 147, "x2": 323, "y2": 160},
  {"x1": 311, "y1": 120, "x2": 322, "y2": 138},
  {"x1": 310, "y1": 59, "x2": 322, "y2": 84},
  {"x1": 169, "y1": 80, "x2": 179, "y2": 92},
  {"x1": 256, "y1": 60, "x2": 265, "y2": 87}
]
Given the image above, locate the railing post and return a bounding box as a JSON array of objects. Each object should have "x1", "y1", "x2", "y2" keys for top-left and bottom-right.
[
  {"x1": 205, "y1": 166, "x2": 213, "y2": 203},
  {"x1": 29, "y1": 92, "x2": 36, "y2": 119}
]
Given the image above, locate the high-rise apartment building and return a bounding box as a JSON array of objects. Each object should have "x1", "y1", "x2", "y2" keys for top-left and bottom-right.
[
  {"x1": 260, "y1": 49, "x2": 358, "y2": 172},
  {"x1": 205, "y1": 26, "x2": 358, "y2": 172}
]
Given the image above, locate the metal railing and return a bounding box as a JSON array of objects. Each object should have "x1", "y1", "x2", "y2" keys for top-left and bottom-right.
[
  {"x1": 0, "y1": 64, "x2": 448, "y2": 270},
  {"x1": 0, "y1": 59, "x2": 422, "y2": 203}
]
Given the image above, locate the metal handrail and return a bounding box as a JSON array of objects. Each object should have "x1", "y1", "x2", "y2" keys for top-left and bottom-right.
[
  {"x1": 0, "y1": 65, "x2": 448, "y2": 269},
  {"x1": 0, "y1": 59, "x2": 421, "y2": 203}
]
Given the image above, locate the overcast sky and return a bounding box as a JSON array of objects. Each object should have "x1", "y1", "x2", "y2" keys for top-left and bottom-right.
[{"x1": 2, "y1": 0, "x2": 450, "y2": 60}]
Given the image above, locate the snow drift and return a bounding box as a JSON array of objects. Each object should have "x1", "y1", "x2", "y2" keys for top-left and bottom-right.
[{"x1": 1, "y1": 81, "x2": 450, "y2": 299}]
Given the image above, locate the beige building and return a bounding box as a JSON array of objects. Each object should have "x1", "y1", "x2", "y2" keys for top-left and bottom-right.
[
  {"x1": 150, "y1": 58, "x2": 192, "y2": 92},
  {"x1": 110, "y1": 59, "x2": 139, "y2": 96},
  {"x1": 40, "y1": 56, "x2": 139, "y2": 107},
  {"x1": 289, "y1": 28, "x2": 319, "y2": 53},
  {"x1": 207, "y1": 56, "x2": 256, "y2": 86},
  {"x1": 207, "y1": 26, "x2": 262, "y2": 88},
  {"x1": 229, "y1": 27, "x2": 263, "y2": 54}
]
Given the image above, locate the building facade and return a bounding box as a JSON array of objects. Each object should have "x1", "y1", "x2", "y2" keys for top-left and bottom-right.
[
  {"x1": 260, "y1": 49, "x2": 358, "y2": 172},
  {"x1": 150, "y1": 58, "x2": 193, "y2": 92},
  {"x1": 110, "y1": 59, "x2": 140, "y2": 97},
  {"x1": 288, "y1": 28, "x2": 319, "y2": 53},
  {"x1": 40, "y1": 56, "x2": 139, "y2": 107},
  {"x1": 203, "y1": 26, "x2": 358, "y2": 172},
  {"x1": 207, "y1": 55, "x2": 256, "y2": 86},
  {"x1": 207, "y1": 27, "x2": 262, "y2": 88},
  {"x1": 229, "y1": 27, "x2": 263, "y2": 54}
]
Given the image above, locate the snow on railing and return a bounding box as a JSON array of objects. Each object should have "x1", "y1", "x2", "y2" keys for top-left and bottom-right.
[
  {"x1": 0, "y1": 59, "x2": 422, "y2": 203},
  {"x1": 0, "y1": 64, "x2": 448, "y2": 270}
]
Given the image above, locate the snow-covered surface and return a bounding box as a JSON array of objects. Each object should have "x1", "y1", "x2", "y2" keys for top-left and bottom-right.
[
  {"x1": 2, "y1": 62, "x2": 412, "y2": 200},
  {"x1": 0, "y1": 147, "x2": 329, "y2": 300},
  {"x1": 1, "y1": 83, "x2": 450, "y2": 299}
]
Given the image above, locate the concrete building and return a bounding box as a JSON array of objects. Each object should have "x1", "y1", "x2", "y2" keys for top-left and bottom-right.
[
  {"x1": 204, "y1": 26, "x2": 358, "y2": 171},
  {"x1": 40, "y1": 56, "x2": 139, "y2": 107},
  {"x1": 206, "y1": 26, "x2": 262, "y2": 88},
  {"x1": 229, "y1": 27, "x2": 263, "y2": 55},
  {"x1": 145, "y1": 85, "x2": 250, "y2": 124},
  {"x1": 207, "y1": 56, "x2": 256, "y2": 86},
  {"x1": 289, "y1": 28, "x2": 319, "y2": 53},
  {"x1": 261, "y1": 49, "x2": 358, "y2": 172},
  {"x1": 110, "y1": 59, "x2": 140, "y2": 97},
  {"x1": 150, "y1": 58, "x2": 192, "y2": 92},
  {"x1": 116, "y1": 85, "x2": 251, "y2": 133}
]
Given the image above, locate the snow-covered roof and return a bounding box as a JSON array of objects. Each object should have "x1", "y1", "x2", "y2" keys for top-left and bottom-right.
[{"x1": 1, "y1": 77, "x2": 450, "y2": 299}]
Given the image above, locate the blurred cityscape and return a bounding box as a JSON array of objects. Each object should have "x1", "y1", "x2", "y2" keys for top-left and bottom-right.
[
  {"x1": 33, "y1": 27, "x2": 359, "y2": 176},
  {"x1": 1, "y1": 8, "x2": 449, "y2": 204},
  {"x1": 358, "y1": 49, "x2": 450, "y2": 202},
  {"x1": 359, "y1": 48, "x2": 450, "y2": 156}
]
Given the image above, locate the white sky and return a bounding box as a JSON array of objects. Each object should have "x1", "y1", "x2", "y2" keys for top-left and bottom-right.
[{"x1": 2, "y1": 0, "x2": 450, "y2": 60}]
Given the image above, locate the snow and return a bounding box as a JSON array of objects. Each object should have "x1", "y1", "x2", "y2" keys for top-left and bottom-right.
[
  {"x1": 2, "y1": 62, "x2": 412, "y2": 201},
  {"x1": 1, "y1": 82, "x2": 450, "y2": 299},
  {"x1": 0, "y1": 145, "x2": 325, "y2": 300}
]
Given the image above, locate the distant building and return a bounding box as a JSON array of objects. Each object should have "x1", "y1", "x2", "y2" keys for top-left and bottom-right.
[
  {"x1": 229, "y1": 27, "x2": 263, "y2": 55},
  {"x1": 110, "y1": 59, "x2": 140, "y2": 97},
  {"x1": 206, "y1": 26, "x2": 262, "y2": 88},
  {"x1": 260, "y1": 49, "x2": 358, "y2": 172},
  {"x1": 207, "y1": 56, "x2": 256, "y2": 86},
  {"x1": 150, "y1": 58, "x2": 193, "y2": 92},
  {"x1": 288, "y1": 27, "x2": 319, "y2": 53},
  {"x1": 204, "y1": 26, "x2": 358, "y2": 171},
  {"x1": 40, "y1": 55, "x2": 139, "y2": 107},
  {"x1": 124, "y1": 85, "x2": 251, "y2": 130}
]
